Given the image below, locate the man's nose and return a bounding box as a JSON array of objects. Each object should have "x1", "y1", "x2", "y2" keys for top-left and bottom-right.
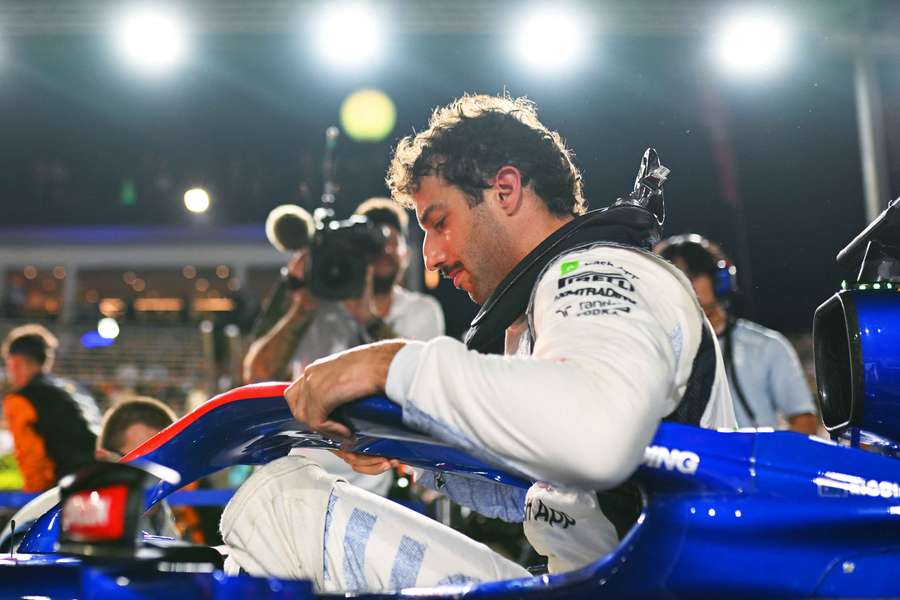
[{"x1": 422, "y1": 232, "x2": 445, "y2": 272}]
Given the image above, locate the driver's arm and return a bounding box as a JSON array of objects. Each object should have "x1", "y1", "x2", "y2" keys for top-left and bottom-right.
[{"x1": 385, "y1": 247, "x2": 697, "y2": 490}]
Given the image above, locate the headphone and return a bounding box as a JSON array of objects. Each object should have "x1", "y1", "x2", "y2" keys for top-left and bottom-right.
[
  {"x1": 713, "y1": 256, "x2": 738, "y2": 299},
  {"x1": 657, "y1": 234, "x2": 738, "y2": 299}
]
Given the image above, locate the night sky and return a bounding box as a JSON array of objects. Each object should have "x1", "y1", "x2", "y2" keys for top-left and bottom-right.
[{"x1": 0, "y1": 12, "x2": 897, "y2": 337}]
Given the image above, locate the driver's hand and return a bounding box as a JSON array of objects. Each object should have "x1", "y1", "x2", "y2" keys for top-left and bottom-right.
[
  {"x1": 284, "y1": 341, "x2": 405, "y2": 441},
  {"x1": 333, "y1": 450, "x2": 399, "y2": 475}
]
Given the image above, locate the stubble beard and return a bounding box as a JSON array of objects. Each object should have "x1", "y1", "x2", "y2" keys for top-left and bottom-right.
[
  {"x1": 373, "y1": 272, "x2": 396, "y2": 295},
  {"x1": 465, "y1": 208, "x2": 515, "y2": 305}
]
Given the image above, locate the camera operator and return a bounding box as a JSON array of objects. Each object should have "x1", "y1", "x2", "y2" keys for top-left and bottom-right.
[
  {"x1": 244, "y1": 199, "x2": 444, "y2": 495},
  {"x1": 244, "y1": 198, "x2": 444, "y2": 384}
]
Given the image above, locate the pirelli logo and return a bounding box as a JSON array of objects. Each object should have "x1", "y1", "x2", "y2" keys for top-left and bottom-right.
[{"x1": 557, "y1": 271, "x2": 634, "y2": 292}]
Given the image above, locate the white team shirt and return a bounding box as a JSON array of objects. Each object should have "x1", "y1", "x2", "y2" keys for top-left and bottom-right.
[{"x1": 387, "y1": 244, "x2": 735, "y2": 572}]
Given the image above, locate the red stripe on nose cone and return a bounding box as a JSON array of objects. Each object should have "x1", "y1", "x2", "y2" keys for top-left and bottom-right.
[{"x1": 120, "y1": 382, "x2": 291, "y2": 463}]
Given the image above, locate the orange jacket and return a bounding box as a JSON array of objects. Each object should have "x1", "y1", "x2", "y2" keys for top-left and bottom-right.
[{"x1": 3, "y1": 375, "x2": 98, "y2": 492}]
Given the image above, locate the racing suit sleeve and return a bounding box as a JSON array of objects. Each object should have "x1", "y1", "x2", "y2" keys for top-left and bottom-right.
[
  {"x1": 3, "y1": 393, "x2": 56, "y2": 492},
  {"x1": 386, "y1": 247, "x2": 694, "y2": 490}
]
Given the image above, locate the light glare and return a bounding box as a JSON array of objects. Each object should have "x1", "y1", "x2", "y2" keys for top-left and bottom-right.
[
  {"x1": 97, "y1": 318, "x2": 120, "y2": 340},
  {"x1": 714, "y1": 12, "x2": 790, "y2": 76},
  {"x1": 340, "y1": 88, "x2": 397, "y2": 142},
  {"x1": 516, "y1": 9, "x2": 583, "y2": 70},
  {"x1": 115, "y1": 7, "x2": 187, "y2": 74},
  {"x1": 184, "y1": 188, "x2": 210, "y2": 213},
  {"x1": 316, "y1": 3, "x2": 381, "y2": 68}
]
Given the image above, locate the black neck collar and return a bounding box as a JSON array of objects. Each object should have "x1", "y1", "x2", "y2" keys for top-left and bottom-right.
[{"x1": 463, "y1": 205, "x2": 660, "y2": 354}]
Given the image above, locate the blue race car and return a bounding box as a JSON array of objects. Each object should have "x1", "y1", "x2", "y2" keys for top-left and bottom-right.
[{"x1": 5, "y1": 200, "x2": 900, "y2": 599}]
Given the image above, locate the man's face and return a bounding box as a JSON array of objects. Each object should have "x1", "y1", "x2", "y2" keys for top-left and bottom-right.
[
  {"x1": 672, "y1": 258, "x2": 719, "y2": 319},
  {"x1": 372, "y1": 225, "x2": 408, "y2": 288},
  {"x1": 413, "y1": 175, "x2": 513, "y2": 305},
  {"x1": 95, "y1": 422, "x2": 163, "y2": 461},
  {"x1": 5, "y1": 354, "x2": 40, "y2": 390},
  {"x1": 118, "y1": 423, "x2": 162, "y2": 455}
]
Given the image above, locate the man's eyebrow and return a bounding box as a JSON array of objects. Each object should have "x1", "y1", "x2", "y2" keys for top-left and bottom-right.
[{"x1": 419, "y1": 202, "x2": 444, "y2": 227}]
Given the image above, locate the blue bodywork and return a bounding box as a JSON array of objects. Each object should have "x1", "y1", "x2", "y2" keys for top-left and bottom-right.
[{"x1": 6, "y1": 380, "x2": 900, "y2": 598}]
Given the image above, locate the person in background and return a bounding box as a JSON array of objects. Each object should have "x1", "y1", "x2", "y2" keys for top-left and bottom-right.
[
  {"x1": 655, "y1": 234, "x2": 818, "y2": 434},
  {"x1": 2, "y1": 324, "x2": 100, "y2": 492},
  {"x1": 243, "y1": 198, "x2": 445, "y2": 496},
  {"x1": 6, "y1": 397, "x2": 180, "y2": 546},
  {"x1": 244, "y1": 198, "x2": 445, "y2": 383}
]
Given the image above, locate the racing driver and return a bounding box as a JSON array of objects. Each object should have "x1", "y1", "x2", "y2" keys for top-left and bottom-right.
[{"x1": 221, "y1": 94, "x2": 736, "y2": 591}]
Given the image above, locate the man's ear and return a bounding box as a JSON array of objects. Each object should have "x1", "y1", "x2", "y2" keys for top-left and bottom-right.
[
  {"x1": 95, "y1": 448, "x2": 114, "y2": 461},
  {"x1": 493, "y1": 166, "x2": 524, "y2": 216}
]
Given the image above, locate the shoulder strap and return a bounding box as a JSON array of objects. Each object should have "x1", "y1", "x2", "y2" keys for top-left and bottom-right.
[
  {"x1": 664, "y1": 321, "x2": 716, "y2": 426},
  {"x1": 722, "y1": 322, "x2": 757, "y2": 426}
]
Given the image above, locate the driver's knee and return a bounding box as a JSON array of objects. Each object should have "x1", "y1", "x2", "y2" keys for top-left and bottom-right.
[{"x1": 220, "y1": 455, "x2": 342, "y2": 580}]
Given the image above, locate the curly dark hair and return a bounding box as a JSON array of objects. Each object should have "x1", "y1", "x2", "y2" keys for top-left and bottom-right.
[
  {"x1": 387, "y1": 94, "x2": 586, "y2": 217},
  {"x1": 655, "y1": 234, "x2": 731, "y2": 279}
]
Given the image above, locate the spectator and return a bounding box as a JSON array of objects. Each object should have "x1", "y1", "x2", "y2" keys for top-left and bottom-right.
[
  {"x1": 7, "y1": 397, "x2": 179, "y2": 545},
  {"x1": 656, "y1": 235, "x2": 818, "y2": 433},
  {"x1": 2, "y1": 324, "x2": 100, "y2": 492}
]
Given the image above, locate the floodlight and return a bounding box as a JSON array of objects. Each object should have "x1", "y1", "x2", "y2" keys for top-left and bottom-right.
[
  {"x1": 515, "y1": 8, "x2": 584, "y2": 71},
  {"x1": 97, "y1": 318, "x2": 120, "y2": 340},
  {"x1": 316, "y1": 3, "x2": 381, "y2": 68},
  {"x1": 184, "y1": 188, "x2": 210, "y2": 213},
  {"x1": 114, "y1": 6, "x2": 188, "y2": 74},
  {"x1": 340, "y1": 88, "x2": 396, "y2": 142},
  {"x1": 713, "y1": 11, "x2": 790, "y2": 76}
]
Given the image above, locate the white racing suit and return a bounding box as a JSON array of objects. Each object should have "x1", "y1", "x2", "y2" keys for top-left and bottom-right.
[{"x1": 222, "y1": 244, "x2": 736, "y2": 590}]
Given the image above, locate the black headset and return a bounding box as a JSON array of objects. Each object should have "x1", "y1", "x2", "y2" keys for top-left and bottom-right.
[{"x1": 658, "y1": 234, "x2": 738, "y2": 299}]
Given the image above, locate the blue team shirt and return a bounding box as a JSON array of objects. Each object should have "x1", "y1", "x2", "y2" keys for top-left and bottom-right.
[{"x1": 721, "y1": 319, "x2": 816, "y2": 428}]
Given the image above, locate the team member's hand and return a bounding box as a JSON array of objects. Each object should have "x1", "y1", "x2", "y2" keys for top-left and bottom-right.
[
  {"x1": 287, "y1": 250, "x2": 318, "y2": 310},
  {"x1": 285, "y1": 341, "x2": 405, "y2": 440},
  {"x1": 333, "y1": 450, "x2": 399, "y2": 475}
]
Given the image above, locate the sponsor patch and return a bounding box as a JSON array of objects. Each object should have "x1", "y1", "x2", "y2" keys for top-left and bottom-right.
[
  {"x1": 557, "y1": 270, "x2": 635, "y2": 292},
  {"x1": 560, "y1": 260, "x2": 581, "y2": 275},
  {"x1": 554, "y1": 285, "x2": 637, "y2": 304},
  {"x1": 580, "y1": 259, "x2": 641, "y2": 280},
  {"x1": 524, "y1": 499, "x2": 576, "y2": 529},
  {"x1": 551, "y1": 262, "x2": 640, "y2": 317}
]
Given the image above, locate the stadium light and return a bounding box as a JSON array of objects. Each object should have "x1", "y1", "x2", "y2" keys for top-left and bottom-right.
[
  {"x1": 340, "y1": 88, "x2": 396, "y2": 142},
  {"x1": 315, "y1": 3, "x2": 382, "y2": 69},
  {"x1": 514, "y1": 7, "x2": 585, "y2": 71},
  {"x1": 713, "y1": 11, "x2": 791, "y2": 77},
  {"x1": 184, "y1": 187, "x2": 210, "y2": 213},
  {"x1": 97, "y1": 317, "x2": 120, "y2": 340},
  {"x1": 114, "y1": 6, "x2": 188, "y2": 75}
]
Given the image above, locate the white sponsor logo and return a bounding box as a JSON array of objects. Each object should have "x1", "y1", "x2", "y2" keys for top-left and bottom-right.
[
  {"x1": 558, "y1": 271, "x2": 635, "y2": 292},
  {"x1": 643, "y1": 445, "x2": 700, "y2": 475},
  {"x1": 62, "y1": 491, "x2": 111, "y2": 529},
  {"x1": 814, "y1": 471, "x2": 900, "y2": 499}
]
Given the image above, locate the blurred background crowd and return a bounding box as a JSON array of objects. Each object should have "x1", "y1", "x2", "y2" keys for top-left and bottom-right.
[{"x1": 0, "y1": 0, "x2": 899, "y2": 557}]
